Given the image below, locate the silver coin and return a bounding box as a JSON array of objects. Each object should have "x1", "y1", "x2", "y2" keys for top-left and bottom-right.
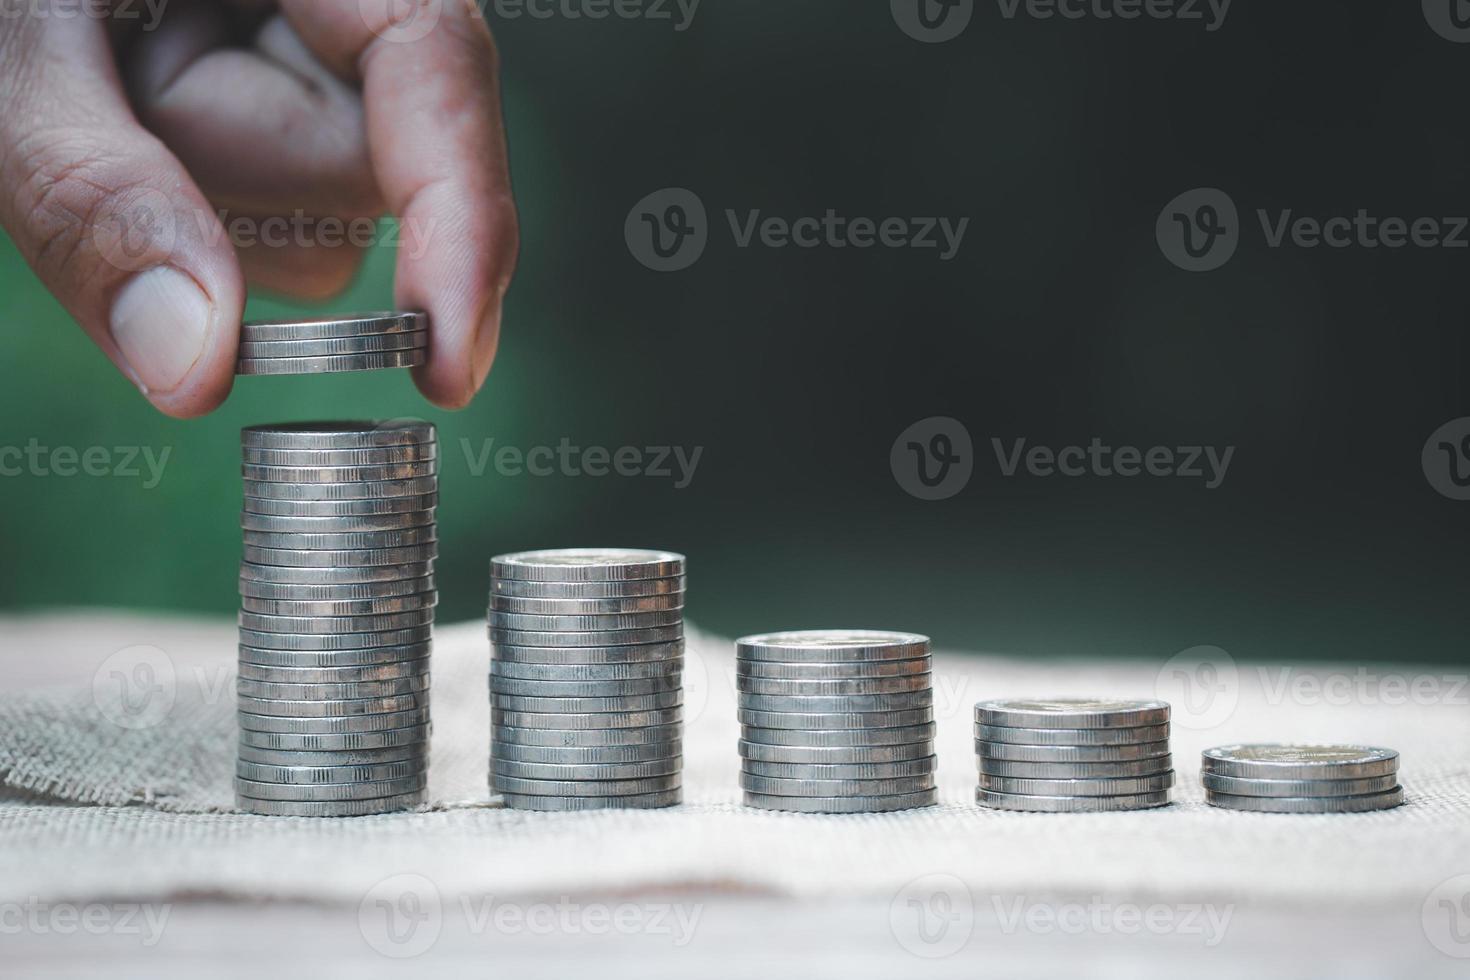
[
  {"x1": 977, "y1": 757, "x2": 1174, "y2": 780},
  {"x1": 238, "y1": 609, "x2": 434, "y2": 635},
  {"x1": 498, "y1": 789, "x2": 681, "y2": 811},
  {"x1": 241, "y1": 444, "x2": 438, "y2": 469},
  {"x1": 237, "y1": 348, "x2": 427, "y2": 375},
  {"x1": 237, "y1": 691, "x2": 429, "y2": 718},
  {"x1": 242, "y1": 507, "x2": 435, "y2": 532},
  {"x1": 241, "y1": 592, "x2": 437, "y2": 617},
  {"x1": 741, "y1": 755, "x2": 937, "y2": 781},
  {"x1": 239, "y1": 562, "x2": 436, "y2": 586},
  {"x1": 737, "y1": 657, "x2": 933, "y2": 680},
  {"x1": 736, "y1": 674, "x2": 932, "y2": 696},
  {"x1": 492, "y1": 549, "x2": 685, "y2": 582},
  {"x1": 736, "y1": 707, "x2": 934, "y2": 731},
  {"x1": 974, "y1": 699, "x2": 1171, "y2": 730},
  {"x1": 237, "y1": 626, "x2": 433, "y2": 651},
  {"x1": 242, "y1": 460, "x2": 439, "y2": 484},
  {"x1": 238, "y1": 707, "x2": 431, "y2": 734},
  {"x1": 239, "y1": 313, "x2": 428, "y2": 343},
  {"x1": 489, "y1": 641, "x2": 684, "y2": 665},
  {"x1": 492, "y1": 723, "x2": 681, "y2": 748},
  {"x1": 737, "y1": 690, "x2": 933, "y2": 713},
  {"x1": 241, "y1": 544, "x2": 439, "y2": 568},
  {"x1": 238, "y1": 643, "x2": 431, "y2": 669},
  {"x1": 1201, "y1": 745, "x2": 1400, "y2": 781},
  {"x1": 486, "y1": 609, "x2": 683, "y2": 632},
  {"x1": 977, "y1": 772, "x2": 1175, "y2": 797},
  {"x1": 490, "y1": 691, "x2": 682, "y2": 714},
  {"x1": 236, "y1": 791, "x2": 425, "y2": 817},
  {"x1": 487, "y1": 593, "x2": 683, "y2": 615},
  {"x1": 239, "y1": 575, "x2": 436, "y2": 601},
  {"x1": 488, "y1": 625, "x2": 683, "y2": 648},
  {"x1": 234, "y1": 774, "x2": 427, "y2": 801},
  {"x1": 237, "y1": 331, "x2": 427, "y2": 359},
  {"x1": 242, "y1": 493, "x2": 438, "y2": 518},
  {"x1": 736, "y1": 630, "x2": 930, "y2": 663},
  {"x1": 739, "y1": 721, "x2": 936, "y2": 748},
  {"x1": 242, "y1": 476, "x2": 438, "y2": 501},
  {"x1": 738, "y1": 740, "x2": 935, "y2": 765},
  {"x1": 236, "y1": 759, "x2": 424, "y2": 784},
  {"x1": 489, "y1": 659, "x2": 683, "y2": 682},
  {"x1": 489, "y1": 675, "x2": 681, "y2": 698},
  {"x1": 238, "y1": 724, "x2": 430, "y2": 751},
  {"x1": 492, "y1": 773, "x2": 680, "y2": 797},
  {"x1": 1200, "y1": 773, "x2": 1402, "y2": 798},
  {"x1": 237, "y1": 676, "x2": 430, "y2": 701},
  {"x1": 742, "y1": 790, "x2": 936, "y2": 814},
  {"x1": 491, "y1": 576, "x2": 686, "y2": 599},
  {"x1": 973, "y1": 722, "x2": 1171, "y2": 746},
  {"x1": 491, "y1": 707, "x2": 682, "y2": 731},
  {"x1": 740, "y1": 772, "x2": 935, "y2": 797},
  {"x1": 492, "y1": 757, "x2": 681, "y2": 781},
  {"x1": 492, "y1": 740, "x2": 680, "y2": 764},
  {"x1": 975, "y1": 740, "x2": 1172, "y2": 764},
  {"x1": 236, "y1": 744, "x2": 427, "y2": 767},
  {"x1": 242, "y1": 527, "x2": 438, "y2": 551},
  {"x1": 975, "y1": 788, "x2": 1171, "y2": 812},
  {"x1": 1204, "y1": 787, "x2": 1405, "y2": 813},
  {"x1": 238, "y1": 660, "x2": 428, "y2": 683}
]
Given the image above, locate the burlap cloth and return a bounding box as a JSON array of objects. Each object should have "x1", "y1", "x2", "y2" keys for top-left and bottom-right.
[{"x1": 1, "y1": 612, "x2": 1467, "y2": 978}]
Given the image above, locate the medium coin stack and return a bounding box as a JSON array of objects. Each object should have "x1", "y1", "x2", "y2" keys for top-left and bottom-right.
[
  {"x1": 236, "y1": 421, "x2": 438, "y2": 817},
  {"x1": 237, "y1": 312, "x2": 428, "y2": 376},
  {"x1": 488, "y1": 549, "x2": 686, "y2": 811},
  {"x1": 973, "y1": 698, "x2": 1174, "y2": 812},
  {"x1": 1202, "y1": 744, "x2": 1404, "y2": 813},
  {"x1": 737, "y1": 630, "x2": 938, "y2": 814}
]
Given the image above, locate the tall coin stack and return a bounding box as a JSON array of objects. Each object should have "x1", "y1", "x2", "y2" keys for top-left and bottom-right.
[
  {"x1": 973, "y1": 698, "x2": 1174, "y2": 812},
  {"x1": 1202, "y1": 744, "x2": 1404, "y2": 813},
  {"x1": 236, "y1": 421, "x2": 438, "y2": 817},
  {"x1": 489, "y1": 549, "x2": 686, "y2": 811},
  {"x1": 737, "y1": 630, "x2": 938, "y2": 813},
  {"x1": 236, "y1": 313, "x2": 428, "y2": 376}
]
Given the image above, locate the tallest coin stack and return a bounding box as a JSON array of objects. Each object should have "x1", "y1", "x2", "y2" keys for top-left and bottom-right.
[{"x1": 236, "y1": 421, "x2": 438, "y2": 817}]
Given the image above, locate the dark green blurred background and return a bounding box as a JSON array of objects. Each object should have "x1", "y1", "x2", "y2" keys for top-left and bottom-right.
[{"x1": 0, "y1": 2, "x2": 1465, "y2": 665}]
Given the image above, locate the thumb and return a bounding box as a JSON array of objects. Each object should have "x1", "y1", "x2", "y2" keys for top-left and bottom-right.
[{"x1": 0, "y1": 16, "x2": 243, "y2": 417}]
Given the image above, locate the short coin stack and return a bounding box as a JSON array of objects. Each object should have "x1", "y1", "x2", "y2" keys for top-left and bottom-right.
[
  {"x1": 973, "y1": 698, "x2": 1174, "y2": 812},
  {"x1": 1202, "y1": 744, "x2": 1404, "y2": 813},
  {"x1": 237, "y1": 313, "x2": 428, "y2": 376},
  {"x1": 236, "y1": 421, "x2": 438, "y2": 817},
  {"x1": 737, "y1": 630, "x2": 938, "y2": 813},
  {"x1": 489, "y1": 549, "x2": 686, "y2": 811}
]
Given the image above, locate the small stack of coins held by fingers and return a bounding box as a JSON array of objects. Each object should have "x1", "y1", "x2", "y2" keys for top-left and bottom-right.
[
  {"x1": 1201, "y1": 744, "x2": 1404, "y2": 813},
  {"x1": 973, "y1": 699, "x2": 1174, "y2": 812},
  {"x1": 737, "y1": 630, "x2": 939, "y2": 813},
  {"x1": 236, "y1": 420, "x2": 438, "y2": 817},
  {"x1": 236, "y1": 313, "x2": 428, "y2": 376},
  {"x1": 488, "y1": 549, "x2": 686, "y2": 810}
]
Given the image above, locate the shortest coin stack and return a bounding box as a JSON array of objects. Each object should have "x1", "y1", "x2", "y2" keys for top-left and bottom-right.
[
  {"x1": 738, "y1": 630, "x2": 938, "y2": 814},
  {"x1": 973, "y1": 698, "x2": 1174, "y2": 812},
  {"x1": 1201, "y1": 744, "x2": 1404, "y2": 813},
  {"x1": 237, "y1": 313, "x2": 428, "y2": 376}
]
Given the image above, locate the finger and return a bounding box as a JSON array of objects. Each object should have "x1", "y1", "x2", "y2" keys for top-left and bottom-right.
[
  {"x1": 279, "y1": 0, "x2": 519, "y2": 409},
  {"x1": 124, "y1": 6, "x2": 382, "y2": 217},
  {"x1": 0, "y1": 14, "x2": 244, "y2": 417},
  {"x1": 229, "y1": 214, "x2": 371, "y2": 300}
]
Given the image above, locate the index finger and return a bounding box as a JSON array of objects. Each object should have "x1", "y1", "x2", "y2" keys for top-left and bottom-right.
[{"x1": 278, "y1": 0, "x2": 519, "y2": 409}]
